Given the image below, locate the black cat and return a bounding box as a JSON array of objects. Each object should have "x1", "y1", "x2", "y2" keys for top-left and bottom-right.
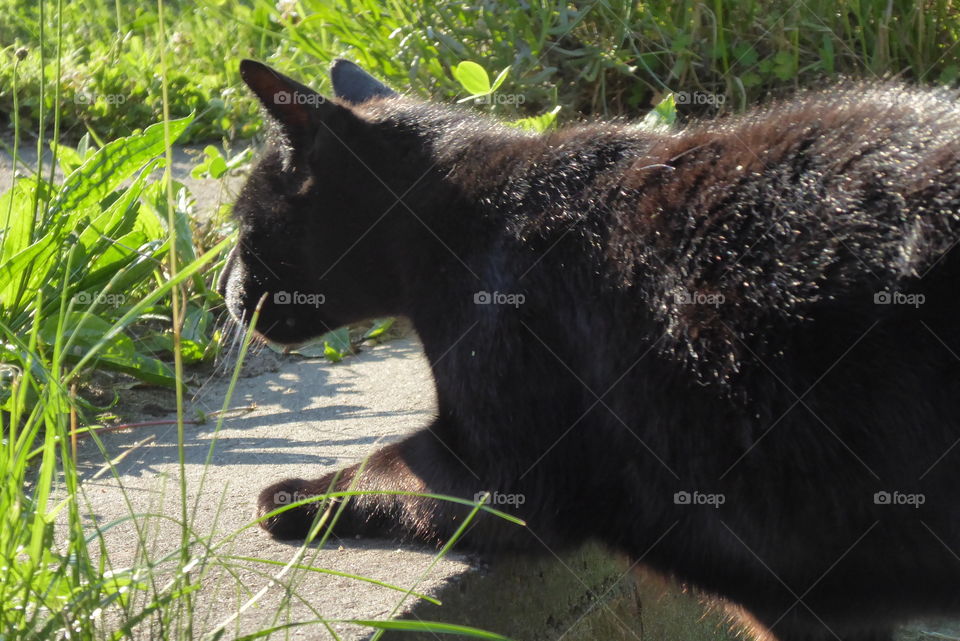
[{"x1": 220, "y1": 58, "x2": 960, "y2": 641}]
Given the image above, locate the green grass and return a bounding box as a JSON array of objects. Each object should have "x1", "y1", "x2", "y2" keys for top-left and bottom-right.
[
  {"x1": 2, "y1": 0, "x2": 957, "y2": 143},
  {"x1": 2, "y1": 0, "x2": 959, "y2": 639}
]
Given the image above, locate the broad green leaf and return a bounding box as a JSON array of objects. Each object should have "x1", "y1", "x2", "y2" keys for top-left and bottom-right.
[
  {"x1": 83, "y1": 230, "x2": 150, "y2": 281},
  {"x1": 178, "y1": 339, "x2": 206, "y2": 363},
  {"x1": 453, "y1": 61, "x2": 491, "y2": 96},
  {"x1": 139, "y1": 332, "x2": 204, "y2": 363},
  {"x1": 0, "y1": 177, "x2": 47, "y2": 263},
  {"x1": 19, "y1": 228, "x2": 92, "y2": 300},
  {"x1": 76, "y1": 132, "x2": 95, "y2": 161},
  {"x1": 134, "y1": 190, "x2": 166, "y2": 241},
  {"x1": 77, "y1": 157, "x2": 161, "y2": 251},
  {"x1": 173, "y1": 186, "x2": 198, "y2": 264},
  {"x1": 39, "y1": 312, "x2": 175, "y2": 386},
  {"x1": 324, "y1": 326, "x2": 351, "y2": 352},
  {"x1": 208, "y1": 156, "x2": 228, "y2": 178},
  {"x1": 141, "y1": 181, "x2": 198, "y2": 265},
  {"x1": 0, "y1": 234, "x2": 60, "y2": 307},
  {"x1": 96, "y1": 348, "x2": 176, "y2": 388},
  {"x1": 323, "y1": 342, "x2": 345, "y2": 362},
  {"x1": 49, "y1": 140, "x2": 85, "y2": 176},
  {"x1": 136, "y1": 333, "x2": 173, "y2": 355},
  {"x1": 191, "y1": 145, "x2": 229, "y2": 179},
  {"x1": 489, "y1": 66, "x2": 510, "y2": 93},
  {"x1": 289, "y1": 324, "x2": 353, "y2": 361},
  {"x1": 363, "y1": 317, "x2": 394, "y2": 340},
  {"x1": 319, "y1": 326, "x2": 352, "y2": 362},
  {"x1": 182, "y1": 304, "x2": 209, "y2": 344},
  {"x1": 74, "y1": 239, "x2": 165, "y2": 302},
  {"x1": 49, "y1": 115, "x2": 193, "y2": 221},
  {"x1": 286, "y1": 339, "x2": 327, "y2": 358},
  {"x1": 65, "y1": 233, "x2": 234, "y2": 379}
]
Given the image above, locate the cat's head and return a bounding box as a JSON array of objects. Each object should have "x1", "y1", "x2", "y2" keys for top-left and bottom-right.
[{"x1": 219, "y1": 60, "x2": 424, "y2": 344}]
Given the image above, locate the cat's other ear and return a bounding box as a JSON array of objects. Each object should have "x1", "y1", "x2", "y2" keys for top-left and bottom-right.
[
  {"x1": 240, "y1": 59, "x2": 334, "y2": 138},
  {"x1": 330, "y1": 59, "x2": 396, "y2": 104}
]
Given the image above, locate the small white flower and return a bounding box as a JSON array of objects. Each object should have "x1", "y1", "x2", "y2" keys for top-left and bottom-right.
[{"x1": 276, "y1": 0, "x2": 299, "y2": 21}]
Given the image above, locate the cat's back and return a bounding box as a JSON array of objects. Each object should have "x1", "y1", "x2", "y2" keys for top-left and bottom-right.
[
  {"x1": 623, "y1": 82, "x2": 960, "y2": 267},
  {"x1": 539, "y1": 82, "x2": 960, "y2": 384}
]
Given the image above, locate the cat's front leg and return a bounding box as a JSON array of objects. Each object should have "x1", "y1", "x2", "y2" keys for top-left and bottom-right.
[{"x1": 257, "y1": 421, "x2": 528, "y2": 549}]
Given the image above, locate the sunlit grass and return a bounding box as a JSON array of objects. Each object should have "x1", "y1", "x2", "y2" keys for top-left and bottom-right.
[{"x1": 1, "y1": 0, "x2": 957, "y2": 143}]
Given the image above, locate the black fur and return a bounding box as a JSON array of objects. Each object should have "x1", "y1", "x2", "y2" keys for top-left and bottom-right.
[{"x1": 221, "y1": 60, "x2": 960, "y2": 641}]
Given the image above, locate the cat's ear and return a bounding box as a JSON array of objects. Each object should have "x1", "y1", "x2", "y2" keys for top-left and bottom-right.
[
  {"x1": 330, "y1": 59, "x2": 396, "y2": 104},
  {"x1": 240, "y1": 59, "x2": 334, "y2": 138}
]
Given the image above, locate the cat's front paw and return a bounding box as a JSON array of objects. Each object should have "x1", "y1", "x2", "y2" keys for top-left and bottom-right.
[{"x1": 257, "y1": 477, "x2": 334, "y2": 540}]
